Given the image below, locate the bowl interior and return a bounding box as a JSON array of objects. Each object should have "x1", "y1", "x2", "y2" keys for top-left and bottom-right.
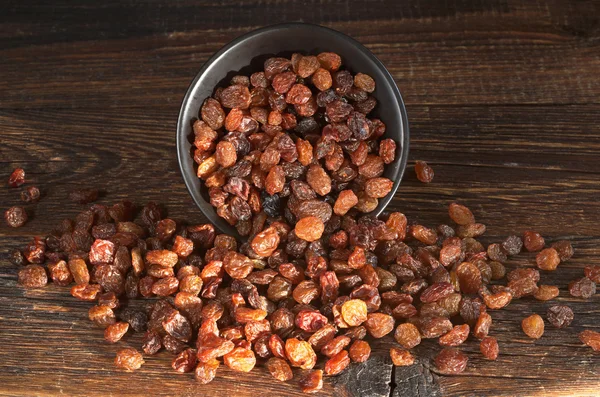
[{"x1": 177, "y1": 23, "x2": 409, "y2": 239}]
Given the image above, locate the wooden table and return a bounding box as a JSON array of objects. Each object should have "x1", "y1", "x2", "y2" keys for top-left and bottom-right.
[{"x1": 1, "y1": 1, "x2": 599, "y2": 396}]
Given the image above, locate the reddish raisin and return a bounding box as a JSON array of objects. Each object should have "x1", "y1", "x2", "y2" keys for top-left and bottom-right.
[
  {"x1": 415, "y1": 160, "x2": 434, "y2": 183},
  {"x1": 523, "y1": 231, "x2": 545, "y2": 252},
  {"x1": 434, "y1": 348, "x2": 468, "y2": 374},
  {"x1": 480, "y1": 336, "x2": 499, "y2": 360}
]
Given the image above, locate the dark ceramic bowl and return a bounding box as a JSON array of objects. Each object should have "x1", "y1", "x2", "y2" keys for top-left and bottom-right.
[{"x1": 177, "y1": 22, "x2": 409, "y2": 238}]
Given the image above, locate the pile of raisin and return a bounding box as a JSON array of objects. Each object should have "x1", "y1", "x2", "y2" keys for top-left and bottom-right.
[
  {"x1": 12, "y1": 194, "x2": 598, "y2": 391},
  {"x1": 191, "y1": 53, "x2": 397, "y2": 237}
]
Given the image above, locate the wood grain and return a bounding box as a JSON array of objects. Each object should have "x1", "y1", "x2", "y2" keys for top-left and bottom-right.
[{"x1": 1, "y1": 0, "x2": 600, "y2": 396}]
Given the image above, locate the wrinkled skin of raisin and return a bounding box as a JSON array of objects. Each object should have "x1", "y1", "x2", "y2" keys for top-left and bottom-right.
[
  {"x1": 547, "y1": 305, "x2": 574, "y2": 328},
  {"x1": 434, "y1": 348, "x2": 468, "y2": 374}
]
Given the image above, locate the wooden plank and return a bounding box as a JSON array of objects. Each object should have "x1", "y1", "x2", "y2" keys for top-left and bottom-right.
[{"x1": 0, "y1": 2, "x2": 599, "y2": 108}]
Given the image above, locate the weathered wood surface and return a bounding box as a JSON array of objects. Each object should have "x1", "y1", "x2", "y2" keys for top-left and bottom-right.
[{"x1": 1, "y1": 0, "x2": 600, "y2": 396}]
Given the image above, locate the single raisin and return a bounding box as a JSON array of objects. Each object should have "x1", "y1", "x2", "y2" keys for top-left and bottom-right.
[{"x1": 521, "y1": 314, "x2": 544, "y2": 339}]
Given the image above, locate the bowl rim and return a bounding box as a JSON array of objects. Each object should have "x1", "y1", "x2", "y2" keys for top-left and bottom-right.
[{"x1": 177, "y1": 22, "x2": 410, "y2": 235}]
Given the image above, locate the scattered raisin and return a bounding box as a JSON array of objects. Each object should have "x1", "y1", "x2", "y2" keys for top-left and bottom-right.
[
  {"x1": 434, "y1": 348, "x2": 468, "y2": 374},
  {"x1": 480, "y1": 336, "x2": 499, "y2": 360},
  {"x1": 5, "y1": 206, "x2": 27, "y2": 228},
  {"x1": 521, "y1": 314, "x2": 544, "y2": 339},
  {"x1": 115, "y1": 348, "x2": 144, "y2": 371}
]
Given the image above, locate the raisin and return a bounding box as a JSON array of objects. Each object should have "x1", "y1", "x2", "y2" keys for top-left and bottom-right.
[
  {"x1": 5, "y1": 206, "x2": 27, "y2": 228},
  {"x1": 18, "y1": 264, "x2": 47, "y2": 288},
  {"x1": 364, "y1": 313, "x2": 394, "y2": 338},
  {"x1": 483, "y1": 291, "x2": 512, "y2": 310},
  {"x1": 9, "y1": 249, "x2": 25, "y2": 266},
  {"x1": 340, "y1": 299, "x2": 368, "y2": 327},
  {"x1": 285, "y1": 84, "x2": 312, "y2": 105},
  {"x1": 363, "y1": 177, "x2": 393, "y2": 199},
  {"x1": 523, "y1": 231, "x2": 545, "y2": 252},
  {"x1": 265, "y1": 165, "x2": 285, "y2": 195},
  {"x1": 8, "y1": 168, "x2": 25, "y2": 187},
  {"x1": 420, "y1": 282, "x2": 454, "y2": 303},
  {"x1": 473, "y1": 311, "x2": 492, "y2": 339},
  {"x1": 251, "y1": 71, "x2": 268, "y2": 88},
  {"x1": 104, "y1": 322, "x2": 129, "y2": 343},
  {"x1": 579, "y1": 330, "x2": 600, "y2": 351},
  {"x1": 394, "y1": 323, "x2": 421, "y2": 349},
  {"x1": 324, "y1": 350, "x2": 350, "y2": 376},
  {"x1": 439, "y1": 324, "x2": 470, "y2": 347},
  {"x1": 546, "y1": 305, "x2": 573, "y2": 328},
  {"x1": 447, "y1": 203, "x2": 474, "y2": 225},
  {"x1": 266, "y1": 357, "x2": 293, "y2": 381},
  {"x1": 326, "y1": 99, "x2": 353, "y2": 123},
  {"x1": 534, "y1": 285, "x2": 559, "y2": 301},
  {"x1": 89, "y1": 239, "x2": 115, "y2": 265},
  {"x1": 162, "y1": 310, "x2": 192, "y2": 342},
  {"x1": 48, "y1": 260, "x2": 73, "y2": 286},
  {"x1": 264, "y1": 57, "x2": 292, "y2": 79},
  {"x1": 271, "y1": 71, "x2": 296, "y2": 94},
  {"x1": 295, "y1": 55, "x2": 319, "y2": 78},
  {"x1": 568, "y1": 277, "x2": 596, "y2": 298},
  {"x1": 332, "y1": 70, "x2": 353, "y2": 95},
  {"x1": 320, "y1": 335, "x2": 351, "y2": 358},
  {"x1": 489, "y1": 261, "x2": 506, "y2": 281},
  {"x1": 317, "y1": 52, "x2": 342, "y2": 71},
  {"x1": 146, "y1": 250, "x2": 178, "y2": 267},
  {"x1": 114, "y1": 348, "x2": 144, "y2": 371},
  {"x1": 300, "y1": 369, "x2": 323, "y2": 393},
  {"x1": 536, "y1": 248, "x2": 560, "y2": 271},
  {"x1": 584, "y1": 265, "x2": 600, "y2": 283},
  {"x1": 119, "y1": 308, "x2": 147, "y2": 333},
  {"x1": 142, "y1": 331, "x2": 162, "y2": 355},
  {"x1": 390, "y1": 347, "x2": 415, "y2": 366},
  {"x1": 551, "y1": 240, "x2": 574, "y2": 261},
  {"x1": 220, "y1": 85, "x2": 251, "y2": 109},
  {"x1": 88, "y1": 305, "x2": 116, "y2": 327},
  {"x1": 71, "y1": 283, "x2": 102, "y2": 301},
  {"x1": 295, "y1": 216, "x2": 325, "y2": 242},
  {"x1": 285, "y1": 338, "x2": 316, "y2": 369},
  {"x1": 415, "y1": 160, "x2": 434, "y2": 183},
  {"x1": 348, "y1": 340, "x2": 371, "y2": 363},
  {"x1": 522, "y1": 314, "x2": 544, "y2": 339},
  {"x1": 480, "y1": 336, "x2": 499, "y2": 360},
  {"x1": 456, "y1": 261, "x2": 482, "y2": 294},
  {"x1": 354, "y1": 73, "x2": 376, "y2": 93},
  {"x1": 377, "y1": 139, "x2": 396, "y2": 165},
  {"x1": 223, "y1": 347, "x2": 256, "y2": 372},
  {"x1": 20, "y1": 186, "x2": 41, "y2": 203},
  {"x1": 171, "y1": 348, "x2": 198, "y2": 373},
  {"x1": 435, "y1": 348, "x2": 467, "y2": 374},
  {"x1": 195, "y1": 358, "x2": 220, "y2": 384},
  {"x1": 419, "y1": 317, "x2": 453, "y2": 339}
]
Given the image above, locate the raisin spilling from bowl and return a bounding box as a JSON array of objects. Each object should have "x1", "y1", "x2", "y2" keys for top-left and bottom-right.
[
  {"x1": 12, "y1": 195, "x2": 597, "y2": 393},
  {"x1": 191, "y1": 52, "x2": 397, "y2": 237}
]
